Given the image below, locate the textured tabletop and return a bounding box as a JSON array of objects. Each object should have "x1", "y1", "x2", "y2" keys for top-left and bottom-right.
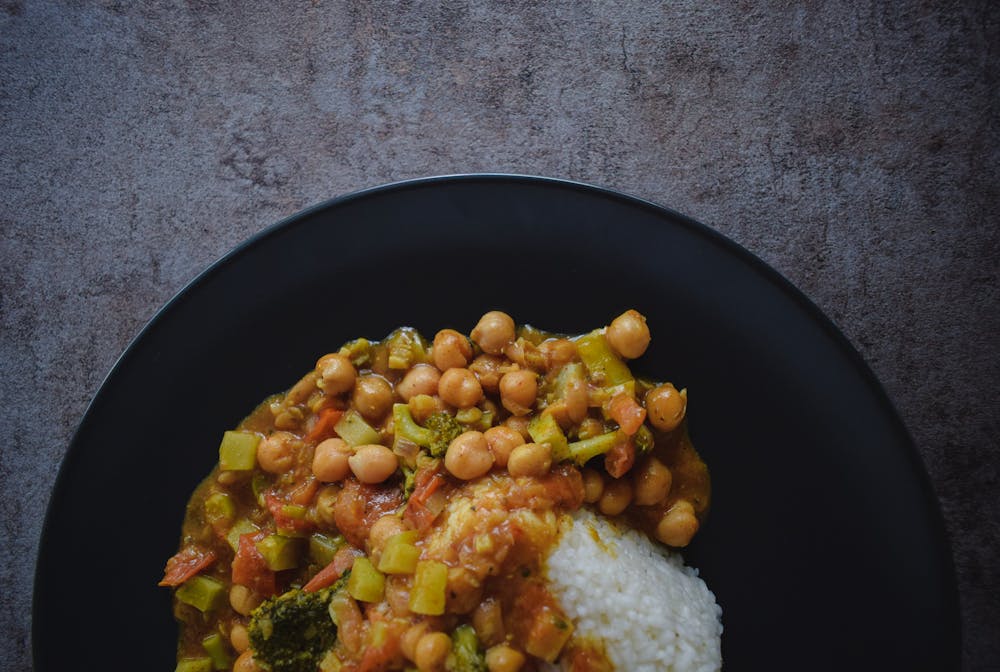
[{"x1": 2, "y1": 2, "x2": 997, "y2": 670}]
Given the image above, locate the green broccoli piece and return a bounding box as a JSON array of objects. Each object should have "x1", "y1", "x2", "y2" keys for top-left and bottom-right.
[
  {"x1": 424, "y1": 412, "x2": 464, "y2": 457},
  {"x1": 247, "y1": 577, "x2": 347, "y2": 672},
  {"x1": 446, "y1": 624, "x2": 487, "y2": 672},
  {"x1": 393, "y1": 405, "x2": 464, "y2": 458}
]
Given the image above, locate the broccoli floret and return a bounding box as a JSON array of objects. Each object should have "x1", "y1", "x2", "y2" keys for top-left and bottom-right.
[
  {"x1": 393, "y1": 405, "x2": 464, "y2": 458},
  {"x1": 424, "y1": 412, "x2": 464, "y2": 457},
  {"x1": 446, "y1": 624, "x2": 487, "y2": 672},
  {"x1": 247, "y1": 578, "x2": 346, "y2": 672}
]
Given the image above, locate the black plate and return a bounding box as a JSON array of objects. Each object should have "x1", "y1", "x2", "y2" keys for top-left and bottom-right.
[{"x1": 33, "y1": 175, "x2": 959, "y2": 671}]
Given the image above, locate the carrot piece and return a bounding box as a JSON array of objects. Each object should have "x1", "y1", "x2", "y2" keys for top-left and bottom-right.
[
  {"x1": 231, "y1": 532, "x2": 276, "y2": 596},
  {"x1": 604, "y1": 437, "x2": 636, "y2": 479},
  {"x1": 607, "y1": 393, "x2": 647, "y2": 436},
  {"x1": 303, "y1": 546, "x2": 362, "y2": 592},
  {"x1": 404, "y1": 467, "x2": 447, "y2": 531},
  {"x1": 306, "y1": 407, "x2": 345, "y2": 443},
  {"x1": 158, "y1": 545, "x2": 217, "y2": 587}
]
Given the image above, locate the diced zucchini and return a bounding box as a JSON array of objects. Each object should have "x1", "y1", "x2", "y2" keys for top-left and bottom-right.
[
  {"x1": 527, "y1": 413, "x2": 569, "y2": 462},
  {"x1": 309, "y1": 533, "x2": 346, "y2": 567},
  {"x1": 276, "y1": 504, "x2": 309, "y2": 537},
  {"x1": 175, "y1": 575, "x2": 225, "y2": 612},
  {"x1": 377, "y1": 531, "x2": 421, "y2": 574},
  {"x1": 576, "y1": 331, "x2": 633, "y2": 386},
  {"x1": 201, "y1": 633, "x2": 232, "y2": 670},
  {"x1": 334, "y1": 409, "x2": 381, "y2": 447},
  {"x1": 203, "y1": 492, "x2": 235, "y2": 527},
  {"x1": 226, "y1": 519, "x2": 259, "y2": 552},
  {"x1": 409, "y1": 560, "x2": 448, "y2": 615},
  {"x1": 218, "y1": 431, "x2": 259, "y2": 471},
  {"x1": 347, "y1": 556, "x2": 385, "y2": 602},
  {"x1": 175, "y1": 659, "x2": 213, "y2": 672},
  {"x1": 256, "y1": 535, "x2": 303, "y2": 571}
]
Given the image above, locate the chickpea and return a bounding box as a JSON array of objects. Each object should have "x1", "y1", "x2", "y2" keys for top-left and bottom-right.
[
  {"x1": 369, "y1": 514, "x2": 407, "y2": 554},
  {"x1": 499, "y1": 369, "x2": 537, "y2": 416},
  {"x1": 397, "y1": 364, "x2": 441, "y2": 401},
  {"x1": 257, "y1": 431, "x2": 297, "y2": 474},
  {"x1": 483, "y1": 425, "x2": 524, "y2": 468},
  {"x1": 507, "y1": 442, "x2": 552, "y2": 478},
  {"x1": 229, "y1": 584, "x2": 261, "y2": 616},
  {"x1": 598, "y1": 478, "x2": 632, "y2": 516},
  {"x1": 538, "y1": 338, "x2": 577, "y2": 369},
  {"x1": 656, "y1": 499, "x2": 699, "y2": 547},
  {"x1": 233, "y1": 651, "x2": 261, "y2": 672},
  {"x1": 438, "y1": 368, "x2": 484, "y2": 408},
  {"x1": 316, "y1": 353, "x2": 357, "y2": 395},
  {"x1": 581, "y1": 468, "x2": 605, "y2": 503},
  {"x1": 562, "y1": 376, "x2": 588, "y2": 424},
  {"x1": 471, "y1": 311, "x2": 516, "y2": 355},
  {"x1": 385, "y1": 575, "x2": 412, "y2": 617},
  {"x1": 445, "y1": 431, "x2": 494, "y2": 480},
  {"x1": 352, "y1": 375, "x2": 394, "y2": 421},
  {"x1": 485, "y1": 645, "x2": 526, "y2": 672},
  {"x1": 314, "y1": 484, "x2": 340, "y2": 526},
  {"x1": 633, "y1": 457, "x2": 673, "y2": 506},
  {"x1": 348, "y1": 444, "x2": 398, "y2": 483},
  {"x1": 415, "y1": 631, "x2": 452, "y2": 671},
  {"x1": 605, "y1": 309, "x2": 651, "y2": 359},
  {"x1": 231, "y1": 622, "x2": 250, "y2": 653},
  {"x1": 645, "y1": 383, "x2": 686, "y2": 432},
  {"x1": 433, "y1": 329, "x2": 473, "y2": 370},
  {"x1": 469, "y1": 354, "x2": 507, "y2": 394},
  {"x1": 409, "y1": 393, "x2": 446, "y2": 423},
  {"x1": 312, "y1": 437, "x2": 352, "y2": 482},
  {"x1": 401, "y1": 623, "x2": 430, "y2": 662},
  {"x1": 504, "y1": 415, "x2": 531, "y2": 440}
]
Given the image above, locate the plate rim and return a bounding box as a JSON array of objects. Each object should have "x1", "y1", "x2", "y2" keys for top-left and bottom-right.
[{"x1": 31, "y1": 173, "x2": 961, "y2": 667}]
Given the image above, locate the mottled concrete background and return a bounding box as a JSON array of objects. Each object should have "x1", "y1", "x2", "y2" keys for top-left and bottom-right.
[{"x1": 2, "y1": 1, "x2": 997, "y2": 670}]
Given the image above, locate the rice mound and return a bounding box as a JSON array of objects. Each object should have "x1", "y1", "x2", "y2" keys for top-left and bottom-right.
[{"x1": 544, "y1": 508, "x2": 723, "y2": 672}]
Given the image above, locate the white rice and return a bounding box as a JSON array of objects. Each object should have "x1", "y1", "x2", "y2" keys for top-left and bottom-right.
[{"x1": 544, "y1": 509, "x2": 723, "y2": 672}]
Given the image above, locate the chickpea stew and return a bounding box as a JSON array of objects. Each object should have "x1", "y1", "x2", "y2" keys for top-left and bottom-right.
[{"x1": 161, "y1": 310, "x2": 711, "y2": 672}]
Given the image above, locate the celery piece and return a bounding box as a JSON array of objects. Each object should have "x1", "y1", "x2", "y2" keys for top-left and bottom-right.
[
  {"x1": 201, "y1": 633, "x2": 232, "y2": 671},
  {"x1": 226, "y1": 519, "x2": 259, "y2": 552},
  {"x1": 204, "y1": 492, "x2": 235, "y2": 527},
  {"x1": 566, "y1": 430, "x2": 624, "y2": 465},
  {"x1": 175, "y1": 659, "x2": 214, "y2": 672},
  {"x1": 309, "y1": 533, "x2": 346, "y2": 567},
  {"x1": 377, "y1": 531, "x2": 421, "y2": 574},
  {"x1": 527, "y1": 413, "x2": 569, "y2": 462},
  {"x1": 256, "y1": 535, "x2": 303, "y2": 571},
  {"x1": 334, "y1": 409, "x2": 380, "y2": 447},
  {"x1": 276, "y1": 504, "x2": 309, "y2": 536},
  {"x1": 175, "y1": 575, "x2": 225, "y2": 612},
  {"x1": 218, "y1": 431, "x2": 259, "y2": 471},
  {"x1": 252, "y1": 472, "x2": 270, "y2": 506},
  {"x1": 409, "y1": 560, "x2": 448, "y2": 615},
  {"x1": 347, "y1": 556, "x2": 385, "y2": 602},
  {"x1": 392, "y1": 404, "x2": 435, "y2": 448},
  {"x1": 575, "y1": 331, "x2": 633, "y2": 386}
]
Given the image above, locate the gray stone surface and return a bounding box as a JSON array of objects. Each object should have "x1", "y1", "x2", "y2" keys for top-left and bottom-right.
[{"x1": 2, "y1": 1, "x2": 997, "y2": 670}]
